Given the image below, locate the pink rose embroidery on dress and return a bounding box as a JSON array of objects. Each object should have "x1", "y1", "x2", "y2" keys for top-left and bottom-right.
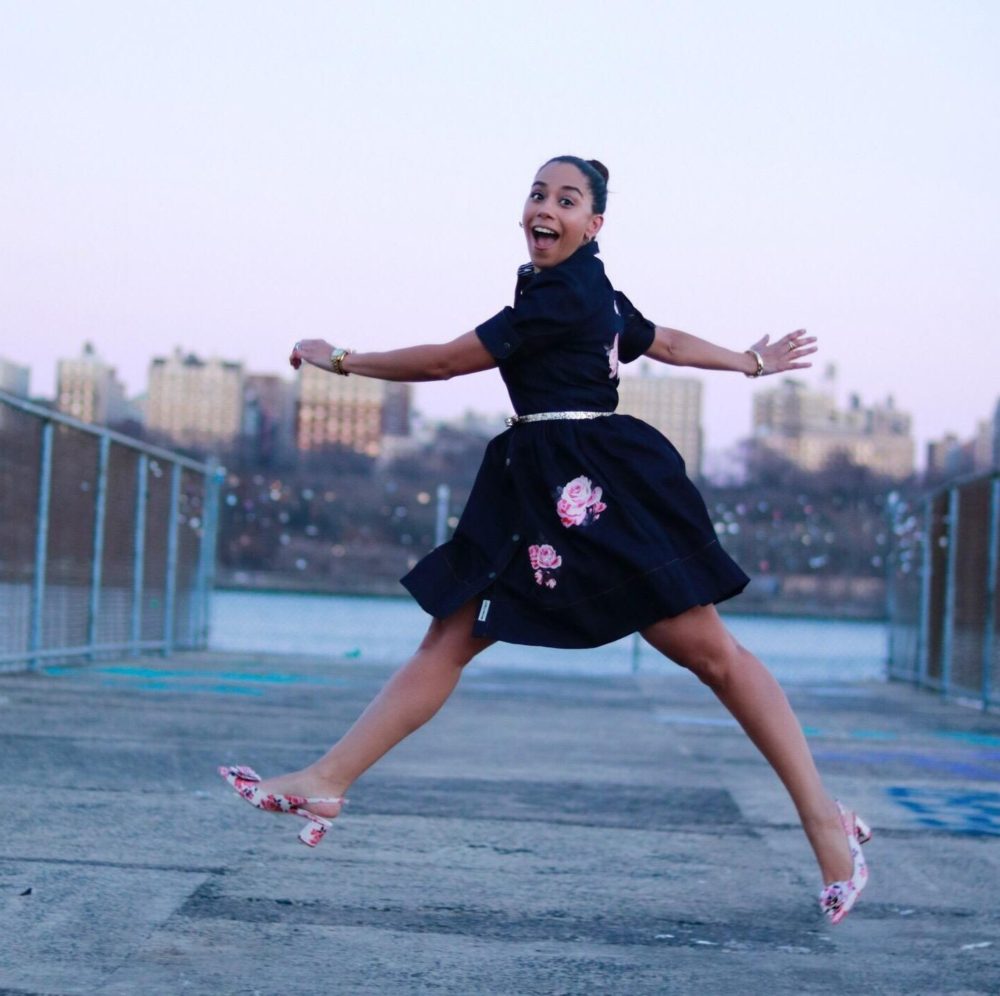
[
  {"x1": 556, "y1": 475, "x2": 607, "y2": 528},
  {"x1": 606, "y1": 333, "x2": 620, "y2": 379},
  {"x1": 529, "y1": 543, "x2": 562, "y2": 588}
]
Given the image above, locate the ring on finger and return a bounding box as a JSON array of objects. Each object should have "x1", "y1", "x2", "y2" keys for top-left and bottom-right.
[{"x1": 294, "y1": 341, "x2": 302, "y2": 350}]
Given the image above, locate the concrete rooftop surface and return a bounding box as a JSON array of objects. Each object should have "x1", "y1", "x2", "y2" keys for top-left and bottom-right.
[{"x1": 1, "y1": 651, "x2": 999, "y2": 995}]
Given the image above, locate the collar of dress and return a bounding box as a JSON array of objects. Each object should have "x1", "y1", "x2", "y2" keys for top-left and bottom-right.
[{"x1": 517, "y1": 240, "x2": 601, "y2": 280}]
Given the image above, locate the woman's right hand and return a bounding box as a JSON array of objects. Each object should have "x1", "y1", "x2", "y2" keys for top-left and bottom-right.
[{"x1": 290, "y1": 338, "x2": 334, "y2": 371}]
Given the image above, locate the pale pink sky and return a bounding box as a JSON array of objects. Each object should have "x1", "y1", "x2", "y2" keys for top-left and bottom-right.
[{"x1": 2, "y1": 1, "x2": 998, "y2": 462}]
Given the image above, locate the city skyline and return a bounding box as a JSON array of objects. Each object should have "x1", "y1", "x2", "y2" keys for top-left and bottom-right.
[
  {"x1": 2, "y1": 3, "x2": 998, "y2": 463},
  {"x1": 7, "y1": 290, "x2": 996, "y2": 469},
  {"x1": 6, "y1": 341, "x2": 965, "y2": 482}
]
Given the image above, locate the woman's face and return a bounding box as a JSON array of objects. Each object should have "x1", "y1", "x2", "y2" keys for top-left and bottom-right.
[{"x1": 521, "y1": 161, "x2": 604, "y2": 269}]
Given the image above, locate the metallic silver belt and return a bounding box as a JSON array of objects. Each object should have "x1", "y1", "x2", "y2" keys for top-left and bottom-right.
[{"x1": 504, "y1": 410, "x2": 613, "y2": 428}]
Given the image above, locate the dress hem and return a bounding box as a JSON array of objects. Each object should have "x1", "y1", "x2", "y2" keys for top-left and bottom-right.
[{"x1": 402, "y1": 537, "x2": 750, "y2": 651}]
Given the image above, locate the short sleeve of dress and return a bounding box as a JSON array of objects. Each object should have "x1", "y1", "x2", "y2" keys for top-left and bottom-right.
[
  {"x1": 615, "y1": 291, "x2": 656, "y2": 363},
  {"x1": 476, "y1": 267, "x2": 596, "y2": 361}
]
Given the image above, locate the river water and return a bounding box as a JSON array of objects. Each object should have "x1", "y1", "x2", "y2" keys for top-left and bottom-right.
[{"x1": 210, "y1": 590, "x2": 887, "y2": 684}]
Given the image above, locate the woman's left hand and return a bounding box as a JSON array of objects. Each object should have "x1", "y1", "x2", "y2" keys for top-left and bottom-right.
[
  {"x1": 290, "y1": 338, "x2": 335, "y2": 371},
  {"x1": 750, "y1": 329, "x2": 817, "y2": 375}
]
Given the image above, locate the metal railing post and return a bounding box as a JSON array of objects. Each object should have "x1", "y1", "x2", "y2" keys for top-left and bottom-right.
[
  {"x1": 87, "y1": 434, "x2": 111, "y2": 659},
  {"x1": 434, "y1": 483, "x2": 450, "y2": 548},
  {"x1": 162, "y1": 462, "x2": 182, "y2": 656},
  {"x1": 884, "y1": 494, "x2": 899, "y2": 678},
  {"x1": 982, "y1": 477, "x2": 999, "y2": 710},
  {"x1": 940, "y1": 487, "x2": 960, "y2": 697},
  {"x1": 195, "y1": 460, "x2": 223, "y2": 649},
  {"x1": 28, "y1": 421, "x2": 54, "y2": 669},
  {"x1": 917, "y1": 500, "x2": 933, "y2": 685},
  {"x1": 131, "y1": 453, "x2": 148, "y2": 655}
]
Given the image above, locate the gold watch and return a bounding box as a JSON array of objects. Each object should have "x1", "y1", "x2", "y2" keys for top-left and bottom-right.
[{"x1": 330, "y1": 347, "x2": 351, "y2": 376}]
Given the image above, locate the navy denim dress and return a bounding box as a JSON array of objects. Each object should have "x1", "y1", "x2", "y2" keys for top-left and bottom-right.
[{"x1": 402, "y1": 242, "x2": 749, "y2": 648}]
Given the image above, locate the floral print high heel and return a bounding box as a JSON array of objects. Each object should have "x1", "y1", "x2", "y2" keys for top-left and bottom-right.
[
  {"x1": 219, "y1": 765, "x2": 344, "y2": 847},
  {"x1": 819, "y1": 800, "x2": 872, "y2": 924}
]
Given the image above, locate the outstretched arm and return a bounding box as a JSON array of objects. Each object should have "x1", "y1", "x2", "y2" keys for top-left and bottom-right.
[
  {"x1": 645, "y1": 326, "x2": 817, "y2": 376},
  {"x1": 290, "y1": 331, "x2": 497, "y2": 382}
]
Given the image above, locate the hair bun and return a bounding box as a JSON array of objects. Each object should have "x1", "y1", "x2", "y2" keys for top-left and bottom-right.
[{"x1": 587, "y1": 159, "x2": 610, "y2": 184}]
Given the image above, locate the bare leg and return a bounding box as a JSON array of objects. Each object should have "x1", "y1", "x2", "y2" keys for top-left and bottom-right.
[
  {"x1": 642, "y1": 604, "x2": 853, "y2": 884},
  {"x1": 256, "y1": 600, "x2": 493, "y2": 817}
]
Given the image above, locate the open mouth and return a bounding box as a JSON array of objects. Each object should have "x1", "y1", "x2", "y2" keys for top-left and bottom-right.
[{"x1": 531, "y1": 225, "x2": 559, "y2": 250}]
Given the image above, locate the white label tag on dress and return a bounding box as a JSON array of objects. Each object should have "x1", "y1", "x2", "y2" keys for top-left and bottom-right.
[{"x1": 478, "y1": 599, "x2": 491, "y2": 622}]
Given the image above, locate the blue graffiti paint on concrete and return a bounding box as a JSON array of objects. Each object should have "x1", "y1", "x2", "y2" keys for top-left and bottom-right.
[
  {"x1": 109, "y1": 679, "x2": 264, "y2": 697},
  {"x1": 935, "y1": 731, "x2": 1000, "y2": 749},
  {"x1": 814, "y1": 748, "x2": 1000, "y2": 781},
  {"x1": 887, "y1": 786, "x2": 1000, "y2": 836},
  {"x1": 653, "y1": 712, "x2": 739, "y2": 728},
  {"x1": 47, "y1": 664, "x2": 349, "y2": 686},
  {"x1": 704, "y1": 716, "x2": 1000, "y2": 747},
  {"x1": 801, "y1": 725, "x2": 1000, "y2": 750},
  {"x1": 43, "y1": 663, "x2": 354, "y2": 697}
]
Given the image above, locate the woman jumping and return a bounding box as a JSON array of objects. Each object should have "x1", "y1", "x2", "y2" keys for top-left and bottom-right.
[{"x1": 220, "y1": 155, "x2": 870, "y2": 924}]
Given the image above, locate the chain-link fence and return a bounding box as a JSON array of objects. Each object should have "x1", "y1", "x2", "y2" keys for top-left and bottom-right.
[
  {"x1": 0, "y1": 390, "x2": 221, "y2": 672},
  {"x1": 887, "y1": 470, "x2": 999, "y2": 709}
]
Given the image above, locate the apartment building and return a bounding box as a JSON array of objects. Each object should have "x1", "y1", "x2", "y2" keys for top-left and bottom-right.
[{"x1": 618, "y1": 363, "x2": 703, "y2": 476}]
